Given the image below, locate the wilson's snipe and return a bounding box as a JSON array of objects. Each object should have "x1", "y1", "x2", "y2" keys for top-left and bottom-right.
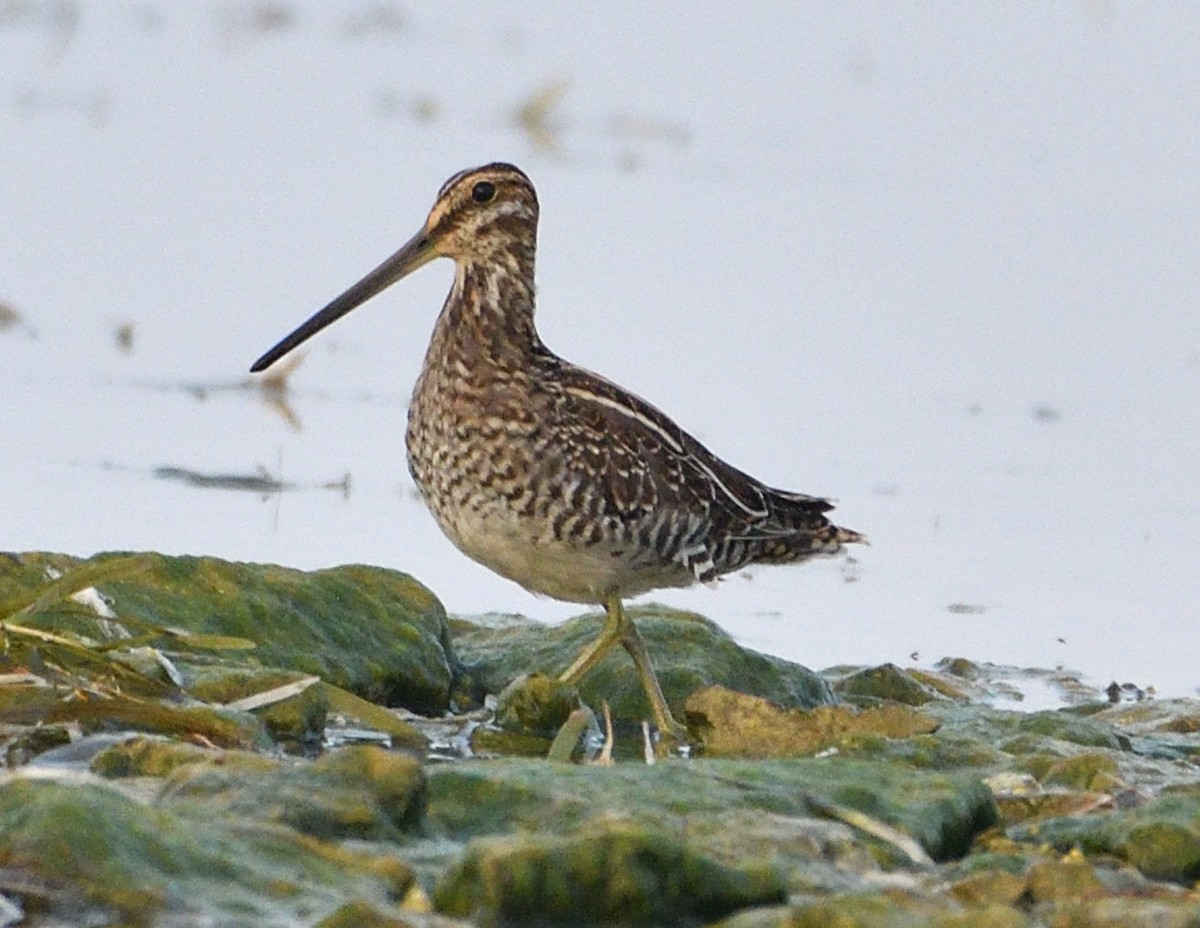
[{"x1": 251, "y1": 163, "x2": 864, "y2": 742}]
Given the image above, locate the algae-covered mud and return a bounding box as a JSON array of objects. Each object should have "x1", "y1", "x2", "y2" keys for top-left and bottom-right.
[{"x1": 2, "y1": 552, "x2": 1199, "y2": 926}]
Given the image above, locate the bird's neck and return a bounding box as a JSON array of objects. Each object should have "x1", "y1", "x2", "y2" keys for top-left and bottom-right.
[{"x1": 432, "y1": 258, "x2": 543, "y2": 369}]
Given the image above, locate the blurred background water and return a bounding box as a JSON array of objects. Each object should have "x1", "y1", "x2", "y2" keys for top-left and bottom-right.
[{"x1": 2, "y1": 1, "x2": 1197, "y2": 699}]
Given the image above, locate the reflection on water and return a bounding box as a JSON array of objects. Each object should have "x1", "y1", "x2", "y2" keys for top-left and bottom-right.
[
  {"x1": 118, "y1": 354, "x2": 307, "y2": 430},
  {"x1": 89, "y1": 461, "x2": 351, "y2": 500},
  {"x1": 151, "y1": 465, "x2": 350, "y2": 498}
]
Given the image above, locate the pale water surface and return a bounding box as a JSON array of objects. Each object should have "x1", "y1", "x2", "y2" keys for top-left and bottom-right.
[{"x1": 2, "y1": 2, "x2": 1197, "y2": 700}]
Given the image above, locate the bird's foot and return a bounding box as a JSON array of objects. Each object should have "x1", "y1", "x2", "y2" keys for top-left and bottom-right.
[{"x1": 648, "y1": 715, "x2": 691, "y2": 759}]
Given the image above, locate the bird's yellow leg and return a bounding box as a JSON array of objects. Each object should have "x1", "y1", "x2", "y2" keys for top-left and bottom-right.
[
  {"x1": 613, "y1": 600, "x2": 687, "y2": 742},
  {"x1": 559, "y1": 596, "x2": 686, "y2": 742},
  {"x1": 559, "y1": 598, "x2": 623, "y2": 685}
]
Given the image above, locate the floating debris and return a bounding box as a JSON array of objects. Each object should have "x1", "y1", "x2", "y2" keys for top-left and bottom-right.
[
  {"x1": 0, "y1": 0, "x2": 79, "y2": 59},
  {"x1": 12, "y1": 85, "x2": 111, "y2": 127},
  {"x1": 1032, "y1": 404, "x2": 1062, "y2": 422},
  {"x1": 844, "y1": 48, "x2": 878, "y2": 85},
  {"x1": 0, "y1": 301, "x2": 35, "y2": 338},
  {"x1": 376, "y1": 89, "x2": 440, "y2": 122},
  {"x1": 0, "y1": 302, "x2": 20, "y2": 331},
  {"x1": 151, "y1": 464, "x2": 350, "y2": 499},
  {"x1": 606, "y1": 113, "x2": 690, "y2": 147},
  {"x1": 513, "y1": 77, "x2": 570, "y2": 154},
  {"x1": 216, "y1": 0, "x2": 295, "y2": 44},
  {"x1": 410, "y1": 95, "x2": 439, "y2": 122},
  {"x1": 947, "y1": 602, "x2": 986, "y2": 615},
  {"x1": 114, "y1": 320, "x2": 135, "y2": 353},
  {"x1": 153, "y1": 465, "x2": 293, "y2": 493},
  {"x1": 340, "y1": 1, "x2": 406, "y2": 37}
]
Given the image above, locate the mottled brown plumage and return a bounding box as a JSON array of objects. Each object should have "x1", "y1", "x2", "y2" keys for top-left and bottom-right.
[{"x1": 251, "y1": 163, "x2": 864, "y2": 741}]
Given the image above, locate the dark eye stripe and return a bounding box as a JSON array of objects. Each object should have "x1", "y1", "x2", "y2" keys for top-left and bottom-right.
[{"x1": 472, "y1": 181, "x2": 496, "y2": 203}]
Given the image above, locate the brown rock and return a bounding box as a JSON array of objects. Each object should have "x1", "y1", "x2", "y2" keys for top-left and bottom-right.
[{"x1": 685, "y1": 684, "x2": 939, "y2": 758}]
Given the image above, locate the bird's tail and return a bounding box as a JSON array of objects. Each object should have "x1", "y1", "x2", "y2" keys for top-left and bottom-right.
[{"x1": 750, "y1": 489, "x2": 867, "y2": 564}]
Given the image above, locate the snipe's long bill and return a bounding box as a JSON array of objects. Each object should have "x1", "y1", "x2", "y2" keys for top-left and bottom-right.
[{"x1": 251, "y1": 163, "x2": 865, "y2": 744}]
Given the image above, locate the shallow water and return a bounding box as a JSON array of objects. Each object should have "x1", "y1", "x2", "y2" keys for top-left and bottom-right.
[{"x1": 2, "y1": 2, "x2": 1197, "y2": 698}]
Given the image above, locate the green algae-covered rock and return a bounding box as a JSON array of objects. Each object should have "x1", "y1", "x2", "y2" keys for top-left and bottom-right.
[
  {"x1": 433, "y1": 818, "x2": 786, "y2": 925},
  {"x1": 1021, "y1": 751, "x2": 1123, "y2": 792},
  {"x1": 990, "y1": 789, "x2": 1114, "y2": 828},
  {"x1": 9, "y1": 549, "x2": 1200, "y2": 927},
  {"x1": 717, "y1": 849, "x2": 1200, "y2": 927},
  {"x1": 720, "y1": 892, "x2": 1200, "y2": 928},
  {"x1": 947, "y1": 867, "x2": 1029, "y2": 907},
  {"x1": 160, "y1": 744, "x2": 427, "y2": 841},
  {"x1": 90, "y1": 734, "x2": 279, "y2": 778},
  {"x1": 911, "y1": 700, "x2": 1145, "y2": 785},
  {"x1": 1024, "y1": 856, "x2": 1109, "y2": 903},
  {"x1": 0, "y1": 551, "x2": 456, "y2": 710},
  {"x1": 831, "y1": 662, "x2": 947, "y2": 706},
  {"x1": 849, "y1": 727, "x2": 1011, "y2": 772},
  {"x1": 64, "y1": 694, "x2": 272, "y2": 749},
  {"x1": 716, "y1": 898, "x2": 1034, "y2": 928},
  {"x1": 315, "y1": 900, "x2": 456, "y2": 928},
  {"x1": 426, "y1": 757, "x2": 996, "y2": 864},
  {"x1": 452, "y1": 607, "x2": 833, "y2": 727},
  {"x1": 0, "y1": 777, "x2": 414, "y2": 926},
  {"x1": 1009, "y1": 789, "x2": 1200, "y2": 884},
  {"x1": 1009, "y1": 710, "x2": 1125, "y2": 751},
  {"x1": 1088, "y1": 698, "x2": 1200, "y2": 767},
  {"x1": 1031, "y1": 898, "x2": 1200, "y2": 928},
  {"x1": 185, "y1": 665, "x2": 329, "y2": 744},
  {"x1": 494, "y1": 672, "x2": 582, "y2": 738}
]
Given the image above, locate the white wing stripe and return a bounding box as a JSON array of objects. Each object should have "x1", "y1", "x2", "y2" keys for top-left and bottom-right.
[
  {"x1": 564, "y1": 384, "x2": 768, "y2": 519},
  {"x1": 564, "y1": 385, "x2": 685, "y2": 454}
]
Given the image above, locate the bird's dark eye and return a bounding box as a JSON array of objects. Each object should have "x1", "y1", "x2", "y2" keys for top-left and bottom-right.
[{"x1": 472, "y1": 181, "x2": 496, "y2": 203}]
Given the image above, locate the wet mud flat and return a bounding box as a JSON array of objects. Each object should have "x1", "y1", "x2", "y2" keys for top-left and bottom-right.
[{"x1": 1, "y1": 551, "x2": 1198, "y2": 927}]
